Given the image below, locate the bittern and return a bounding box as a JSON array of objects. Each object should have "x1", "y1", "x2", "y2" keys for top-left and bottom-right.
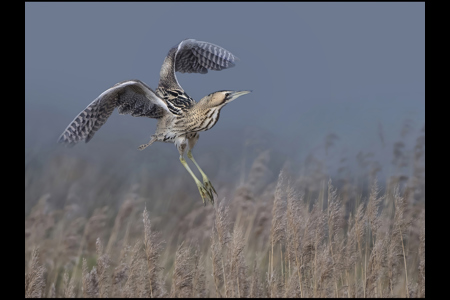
[{"x1": 58, "y1": 38, "x2": 251, "y2": 205}]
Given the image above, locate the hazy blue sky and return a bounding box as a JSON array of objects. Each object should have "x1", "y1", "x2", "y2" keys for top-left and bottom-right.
[{"x1": 25, "y1": 2, "x2": 424, "y2": 174}]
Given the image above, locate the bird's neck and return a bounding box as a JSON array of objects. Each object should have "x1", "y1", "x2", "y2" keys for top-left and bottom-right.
[
  {"x1": 194, "y1": 98, "x2": 226, "y2": 112},
  {"x1": 185, "y1": 103, "x2": 225, "y2": 132}
]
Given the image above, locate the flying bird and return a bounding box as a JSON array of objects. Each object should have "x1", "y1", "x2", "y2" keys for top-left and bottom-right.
[{"x1": 58, "y1": 38, "x2": 251, "y2": 205}]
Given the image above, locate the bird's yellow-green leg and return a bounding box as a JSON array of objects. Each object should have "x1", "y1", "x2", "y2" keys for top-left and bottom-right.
[
  {"x1": 179, "y1": 155, "x2": 213, "y2": 205},
  {"x1": 187, "y1": 150, "x2": 217, "y2": 198}
]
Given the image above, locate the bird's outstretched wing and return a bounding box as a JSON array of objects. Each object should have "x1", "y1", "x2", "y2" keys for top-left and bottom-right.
[
  {"x1": 158, "y1": 38, "x2": 238, "y2": 92},
  {"x1": 58, "y1": 80, "x2": 170, "y2": 147},
  {"x1": 175, "y1": 39, "x2": 238, "y2": 74}
]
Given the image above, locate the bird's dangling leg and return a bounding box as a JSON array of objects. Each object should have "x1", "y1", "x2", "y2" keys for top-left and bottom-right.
[
  {"x1": 187, "y1": 150, "x2": 217, "y2": 198},
  {"x1": 176, "y1": 137, "x2": 213, "y2": 205},
  {"x1": 138, "y1": 136, "x2": 156, "y2": 151},
  {"x1": 179, "y1": 155, "x2": 213, "y2": 205}
]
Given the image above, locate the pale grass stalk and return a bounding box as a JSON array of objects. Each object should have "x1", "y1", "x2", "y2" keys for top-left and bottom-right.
[
  {"x1": 296, "y1": 255, "x2": 303, "y2": 298},
  {"x1": 311, "y1": 204, "x2": 326, "y2": 298},
  {"x1": 118, "y1": 221, "x2": 131, "y2": 263},
  {"x1": 210, "y1": 230, "x2": 222, "y2": 297},
  {"x1": 170, "y1": 241, "x2": 194, "y2": 298},
  {"x1": 354, "y1": 202, "x2": 366, "y2": 297},
  {"x1": 288, "y1": 257, "x2": 290, "y2": 279},
  {"x1": 364, "y1": 239, "x2": 368, "y2": 298},
  {"x1": 122, "y1": 240, "x2": 143, "y2": 298},
  {"x1": 394, "y1": 188, "x2": 409, "y2": 298},
  {"x1": 250, "y1": 260, "x2": 259, "y2": 298},
  {"x1": 96, "y1": 238, "x2": 110, "y2": 298},
  {"x1": 106, "y1": 198, "x2": 134, "y2": 255},
  {"x1": 221, "y1": 257, "x2": 228, "y2": 297},
  {"x1": 25, "y1": 247, "x2": 45, "y2": 298},
  {"x1": 237, "y1": 273, "x2": 240, "y2": 298},
  {"x1": 313, "y1": 229, "x2": 318, "y2": 297},
  {"x1": 62, "y1": 270, "x2": 75, "y2": 298},
  {"x1": 327, "y1": 180, "x2": 342, "y2": 298},
  {"x1": 267, "y1": 247, "x2": 271, "y2": 295},
  {"x1": 111, "y1": 246, "x2": 129, "y2": 297},
  {"x1": 400, "y1": 230, "x2": 409, "y2": 298},
  {"x1": 48, "y1": 283, "x2": 56, "y2": 298},
  {"x1": 280, "y1": 244, "x2": 284, "y2": 282},
  {"x1": 366, "y1": 179, "x2": 383, "y2": 297},
  {"x1": 287, "y1": 187, "x2": 307, "y2": 298},
  {"x1": 271, "y1": 240, "x2": 274, "y2": 281},
  {"x1": 270, "y1": 170, "x2": 286, "y2": 278},
  {"x1": 345, "y1": 211, "x2": 357, "y2": 298},
  {"x1": 284, "y1": 245, "x2": 289, "y2": 295},
  {"x1": 230, "y1": 227, "x2": 247, "y2": 298},
  {"x1": 393, "y1": 187, "x2": 410, "y2": 298},
  {"x1": 243, "y1": 210, "x2": 257, "y2": 243},
  {"x1": 192, "y1": 249, "x2": 206, "y2": 298},
  {"x1": 81, "y1": 258, "x2": 88, "y2": 298},
  {"x1": 418, "y1": 210, "x2": 425, "y2": 297},
  {"x1": 214, "y1": 202, "x2": 231, "y2": 297},
  {"x1": 47, "y1": 216, "x2": 67, "y2": 292},
  {"x1": 234, "y1": 209, "x2": 242, "y2": 233},
  {"x1": 72, "y1": 206, "x2": 108, "y2": 288},
  {"x1": 211, "y1": 251, "x2": 220, "y2": 297},
  {"x1": 143, "y1": 207, "x2": 164, "y2": 298},
  {"x1": 346, "y1": 270, "x2": 350, "y2": 298}
]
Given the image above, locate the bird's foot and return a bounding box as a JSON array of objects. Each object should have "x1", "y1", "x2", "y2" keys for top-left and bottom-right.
[
  {"x1": 196, "y1": 181, "x2": 214, "y2": 206},
  {"x1": 138, "y1": 143, "x2": 150, "y2": 151},
  {"x1": 203, "y1": 177, "x2": 218, "y2": 198},
  {"x1": 138, "y1": 136, "x2": 156, "y2": 151}
]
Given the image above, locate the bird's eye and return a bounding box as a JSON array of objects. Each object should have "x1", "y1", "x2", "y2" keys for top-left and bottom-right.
[{"x1": 225, "y1": 93, "x2": 231, "y2": 99}]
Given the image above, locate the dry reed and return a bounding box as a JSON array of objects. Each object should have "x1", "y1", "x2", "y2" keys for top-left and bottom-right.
[{"x1": 25, "y1": 128, "x2": 425, "y2": 298}]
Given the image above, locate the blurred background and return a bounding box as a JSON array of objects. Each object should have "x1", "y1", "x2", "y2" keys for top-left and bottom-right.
[
  {"x1": 25, "y1": 2, "x2": 424, "y2": 212},
  {"x1": 25, "y1": 4, "x2": 425, "y2": 297}
]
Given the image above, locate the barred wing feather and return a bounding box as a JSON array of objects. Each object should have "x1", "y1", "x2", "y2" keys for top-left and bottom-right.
[
  {"x1": 175, "y1": 39, "x2": 238, "y2": 74},
  {"x1": 58, "y1": 80, "x2": 170, "y2": 146}
]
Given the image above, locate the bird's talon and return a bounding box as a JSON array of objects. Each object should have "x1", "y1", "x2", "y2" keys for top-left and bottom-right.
[
  {"x1": 197, "y1": 183, "x2": 213, "y2": 206},
  {"x1": 211, "y1": 183, "x2": 218, "y2": 196},
  {"x1": 207, "y1": 190, "x2": 214, "y2": 203},
  {"x1": 204, "y1": 180, "x2": 218, "y2": 199}
]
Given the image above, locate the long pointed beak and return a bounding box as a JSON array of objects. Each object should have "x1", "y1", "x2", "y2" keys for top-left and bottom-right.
[{"x1": 228, "y1": 90, "x2": 252, "y2": 101}]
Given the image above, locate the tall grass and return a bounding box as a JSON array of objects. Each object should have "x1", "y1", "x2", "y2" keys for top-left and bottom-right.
[{"x1": 25, "y1": 126, "x2": 425, "y2": 298}]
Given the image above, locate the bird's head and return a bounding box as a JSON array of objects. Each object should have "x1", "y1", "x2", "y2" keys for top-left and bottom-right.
[{"x1": 200, "y1": 90, "x2": 252, "y2": 108}]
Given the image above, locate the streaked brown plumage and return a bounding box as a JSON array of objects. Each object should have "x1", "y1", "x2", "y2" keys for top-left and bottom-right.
[{"x1": 58, "y1": 38, "x2": 251, "y2": 205}]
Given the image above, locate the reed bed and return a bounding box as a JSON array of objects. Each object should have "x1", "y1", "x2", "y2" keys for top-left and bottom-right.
[{"x1": 25, "y1": 126, "x2": 425, "y2": 298}]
